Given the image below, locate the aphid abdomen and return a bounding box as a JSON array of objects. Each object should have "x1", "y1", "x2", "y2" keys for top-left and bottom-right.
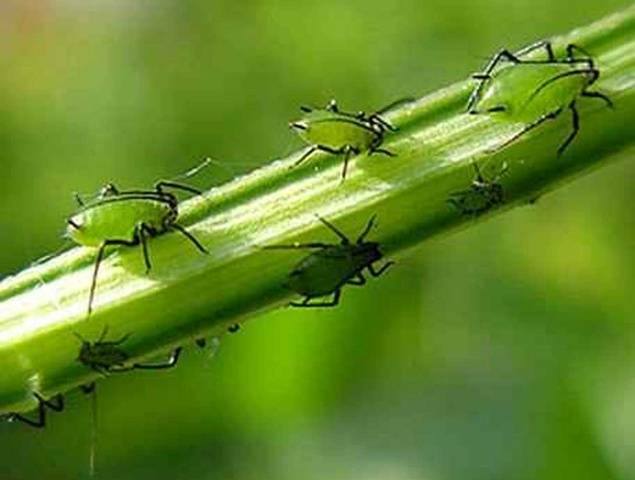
[
  {"x1": 302, "y1": 117, "x2": 376, "y2": 151},
  {"x1": 67, "y1": 198, "x2": 171, "y2": 247},
  {"x1": 286, "y1": 249, "x2": 359, "y2": 297}
]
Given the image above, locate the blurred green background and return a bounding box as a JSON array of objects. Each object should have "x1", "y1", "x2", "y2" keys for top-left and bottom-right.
[{"x1": 1, "y1": 0, "x2": 634, "y2": 479}]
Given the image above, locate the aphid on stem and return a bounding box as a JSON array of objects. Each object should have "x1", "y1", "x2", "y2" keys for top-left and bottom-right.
[
  {"x1": 67, "y1": 160, "x2": 211, "y2": 316},
  {"x1": 448, "y1": 161, "x2": 508, "y2": 216},
  {"x1": 290, "y1": 98, "x2": 412, "y2": 181},
  {"x1": 74, "y1": 326, "x2": 182, "y2": 374},
  {"x1": 266, "y1": 215, "x2": 393, "y2": 307},
  {"x1": 467, "y1": 40, "x2": 613, "y2": 156}
]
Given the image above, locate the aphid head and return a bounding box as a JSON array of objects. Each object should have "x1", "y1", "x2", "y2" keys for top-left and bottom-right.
[
  {"x1": 67, "y1": 217, "x2": 82, "y2": 231},
  {"x1": 289, "y1": 121, "x2": 308, "y2": 131},
  {"x1": 73, "y1": 332, "x2": 92, "y2": 362},
  {"x1": 355, "y1": 240, "x2": 384, "y2": 264}
]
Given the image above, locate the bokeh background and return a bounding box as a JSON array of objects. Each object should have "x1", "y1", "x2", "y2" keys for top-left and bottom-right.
[{"x1": 1, "y1": 1, "x2": 634, "y2": 479}]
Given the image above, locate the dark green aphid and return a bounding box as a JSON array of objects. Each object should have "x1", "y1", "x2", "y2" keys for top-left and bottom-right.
[
  {"x1": 5, "y1": 392, "x2": 64, "y2": 429},
  {"x1": 290, "y1": 98, "x2": 411, "y2": 180},
  {"x1": 67, "y1": 163, "x2": 209, "y2": 316},
  {"x1": 467, "y1": 41, "x2": 613, "y2": 156},
  {"x1": 266, "y1": 215, "x2": 393, "y2": 307},
  {"x1": 75, "y1": 327, "x2": 182, "y2": 374},
  {"x1": 448, "y1": 162, "x2": 508, "y2": 216}
]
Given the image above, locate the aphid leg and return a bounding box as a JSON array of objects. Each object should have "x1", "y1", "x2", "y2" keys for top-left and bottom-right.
[
  {"x1": 168, "y1": 223, "x2": 208, "y2": 254},
  {"x1": 581, "y1": 90, "x2": 614, "y2": 108},
  {"x1": 565, "y1": 44, "x2": 594, "y2": 67},
  {"x1": 293, "y1": 146, "x2": 318, "y2": 167},
  {"x1": 291, "y1": 289, "x2": 342, "y2": 308},
  {"x1": 74, "y1": 192, "x2": 85, "y2": 206},
  {"x1": 316, "y1": 215, "x2": 351, "y2": 244},
  {"x1": 37, "y1": 392, "x2": 65, "y2": 413},
  {"x1": 356, "y1": 215, "x2": 377, "y2": 243},
  {"x1": 155, "y1": 181, "x2": 202, "y2": 196},
  {"x1": 515, "y1": 40, "x2": 555, "y2": 61},
  {"x1": 340, "y1": 146, "x2": 357, "y2": 181},
  {"x1": 368, "y1": 114, "x2": 397, "y2": 132},
  {"x1": 346, "y1": 273, "x2": 366, "y2": 286},
  {"x1": 489, "y1": 107, "x2": 562, "y2": 153},
  {"x1": 557, "y1": 101, "x2": 580, "y2": 157},
  {"x1": 326, "y1": 99, "x2": 339, "y2": 112},
  {"x1": 369, "y1": 147, "x2": 396, "y2": 157},
  {"x1": 468, "y1": 49, "x2": 520, "y2": 113},
  {"x1": 88, "y1": 238, "x2": 139, "y2": 315},
  {"x1": 300, "y1": 105, "x2": 313, "y2": 113},
  {"x1": 138, "y1": 224, "x2": 152, "y2": 274},
  {"x1": 10, "y1": 401, "x2": 46, "y2": 428},
  {"x1": 10, "y1": 393, "x2": 65, "y2": 429},
  {"x1": 132, "y1": 347, "x2": 183, "y2": 370},
  {"x1": 264, "y1": 242, "x2": 330, "y2": 250},
  {"x1": 80, "y1": 383, "x2": 96, "y2": 395},
  {"x1": 368, "y1": 261, "x2": 395, "y2": 277}
]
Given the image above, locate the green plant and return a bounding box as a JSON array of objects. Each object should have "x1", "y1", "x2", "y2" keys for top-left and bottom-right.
[{"x1": 0, "y1": 5, "x2": 633, "y2": 416}]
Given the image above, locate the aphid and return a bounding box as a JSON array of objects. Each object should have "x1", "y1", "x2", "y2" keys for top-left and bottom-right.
[
  {"x1": 67, "y1": 163, "x2": 209, "y2": 316},
  {"x1": 227, "y1": 324, "x2": 240, "y2": 333},
  {"x1": 5, "y1": 392, "x2": 65, "y2": 429},
  {"x1": 467, "y1": 41, "x2": 613, "y2": 156},
  {"x1": 75, "y1": 327, "x2": 182, "y2": 374},
  {"x1": 266, "y1": 215, "x2": 393, "y2": 307},
  {"x1": 448, "y1": 162, "x2": 508, "y2": 216},
  {"x1": 290, "y1": 98, "x2": 411, "y2": 180}
]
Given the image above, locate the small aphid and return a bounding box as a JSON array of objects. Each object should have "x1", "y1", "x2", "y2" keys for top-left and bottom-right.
[
  {"x1": 448, "y1": 162, "x2": 508, "y2": 216},
  {"x1": 266, "y1": 215, "x2": 394, "y2": 307},
  {"x1": 67, "y1": 162, "x2": 210, "y2": 316},
  {"x1": 290, "y1": 98, "x2": 411, "y2": 181},
  {"x1": 75, "y1": 327, "x2": 182, "y2": 374},
  {"x1": 5, "y1": 392, "x2": 65, "y2": 429},
  {"x1": 227, "y1": 324, "x2": 240, "y2": 333},
  {"x1": 467, "y1": 41, "x2": 613, "y2": 156}
]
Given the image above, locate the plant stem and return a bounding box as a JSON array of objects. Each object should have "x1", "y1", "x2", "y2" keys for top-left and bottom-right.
[{"x1": 1, "y1": 6, "x2": 634, "y2": 414}]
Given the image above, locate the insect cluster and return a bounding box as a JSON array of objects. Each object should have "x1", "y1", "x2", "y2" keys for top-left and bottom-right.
[{"x1": 4, "y1": 39, "x2": 612, "y2": 430}]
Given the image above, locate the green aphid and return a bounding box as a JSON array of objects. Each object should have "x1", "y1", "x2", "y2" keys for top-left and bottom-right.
[
  {"x1": 290, "y1": 98, "x2": 411, "y2": 181},
  {"x1": 266, "y1": 215, "x2": 393, "y2": 307},
  {"x1": 67, "y1": 163, "x2": 209, "y2": 316},
  {"x1": 74, "y1": 326, "x2": 183, "y2": 374},
  {"x1": 4, "y1": 393, "x2": 64, "y2": 429},
  {"x1": 448, "y1": 162, "x2": 508, "y2": 216},
  {"x1": 467, "y1": 41, "x2": 613, "y2": 156}
]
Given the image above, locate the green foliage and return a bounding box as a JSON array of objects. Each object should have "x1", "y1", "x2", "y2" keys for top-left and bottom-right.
[{"x1": 0, "y1": 2, "x2": 633, "y2": 479}]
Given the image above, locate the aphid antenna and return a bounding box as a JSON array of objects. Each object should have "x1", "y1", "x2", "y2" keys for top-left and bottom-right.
[
  {"x1": 314, "y1": 214, "x2": 350, "y2": 244},
  {"x1": 356, "y1": 214, "x2": 378, "y2": 244},
  {"x1": 373, "y1": 96, "x2": 415, "y2": 116},
  {"x1": 30, "y1": 238, "x2": 76, "y2": 268},
  {"x1": 73, "y1": 331, "x2": 88, "y2": 344}
]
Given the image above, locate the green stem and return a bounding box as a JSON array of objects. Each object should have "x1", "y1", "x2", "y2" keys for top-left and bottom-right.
[{"x1": 1, "y1": 6, "x2": 634, "y2": 414}]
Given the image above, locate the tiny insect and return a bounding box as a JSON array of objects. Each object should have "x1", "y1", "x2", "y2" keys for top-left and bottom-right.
[
  {"x1": 266, "y1": 215, "x2": 394, "y2": 307},
  {"x1": 67, "y1": 161, "x2": 210, "y2": 316},
  {"x1": 448, "y1": 162, "x2": 508, "y2": 216},
  {"x1": 467, "y1": 40, "x2": 613, "y2": 156},
  {"x1": 5, "y1": 392, "x2": 65, "y2": 429},
  {"x1": 290, "y1": 98, "x2": 411, "y2": 181},
  {"x1": 75, "y1": 326, "x2": 182, "y2": 374}
]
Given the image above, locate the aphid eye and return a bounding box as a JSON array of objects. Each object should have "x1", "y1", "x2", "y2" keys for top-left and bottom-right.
[
  {"x1": 67, "y1": 218, "x2": 82, "y2": 230},
  {"x1": 290, "y1": 121, "x2": 308, "y2": 131}
]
